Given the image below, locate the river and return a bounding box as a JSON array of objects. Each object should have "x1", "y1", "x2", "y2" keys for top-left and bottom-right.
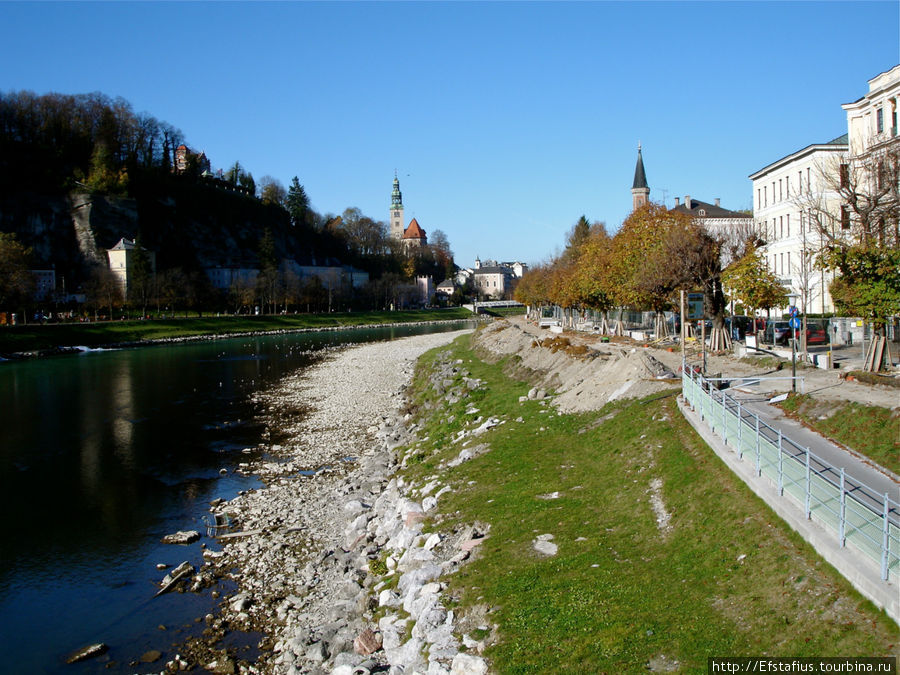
[{"x1": 0, "y1": 321, "x2": 473, "y2": 674}]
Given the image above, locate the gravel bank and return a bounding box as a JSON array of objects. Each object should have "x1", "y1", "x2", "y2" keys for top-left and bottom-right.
[{"x1": 175, "y1": 329, "x2": 488, "y2": 675}]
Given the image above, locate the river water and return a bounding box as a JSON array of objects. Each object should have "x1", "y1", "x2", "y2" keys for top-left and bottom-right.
[{"x1": 0, "y1": 321, "x2": 472, "y2": 674}]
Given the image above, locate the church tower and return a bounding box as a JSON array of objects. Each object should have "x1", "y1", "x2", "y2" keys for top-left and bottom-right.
[
  {"x1": 631, "y1": 143, "x2": 650, "y2": 210},
  {"x1": 390, "y1": 172, "x2": 404, "y2": 240}
]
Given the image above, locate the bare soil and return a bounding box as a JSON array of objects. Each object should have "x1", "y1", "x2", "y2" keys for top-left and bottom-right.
[{"x1": 474, "y1": 316, "x2": 900, "y2": 413}]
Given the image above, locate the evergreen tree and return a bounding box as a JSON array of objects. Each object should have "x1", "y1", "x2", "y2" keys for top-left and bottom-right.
[{"x1": 286, "y1": 176, "x2": 310, "y2": 228}]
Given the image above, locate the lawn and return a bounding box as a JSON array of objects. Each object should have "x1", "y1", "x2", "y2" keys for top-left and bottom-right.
[
  {"x1": 0, "y1": 308, "x2": 474, "y2": 354},
  {"x1": 778, "y1": 393, "x2": 900, "y2": 476},
  {"x1": 396, "y1": 332, "x2": 898, "y2": 673}
]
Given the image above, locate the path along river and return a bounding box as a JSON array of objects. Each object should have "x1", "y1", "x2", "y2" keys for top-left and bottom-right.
[{"x1": 0, "y1": 321, "x2": 473, "y2": 674}]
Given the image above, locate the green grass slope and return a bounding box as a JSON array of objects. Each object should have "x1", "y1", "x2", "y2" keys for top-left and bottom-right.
[{"x1": 398, "y1": 332, "x2": 898, "y2": 674}]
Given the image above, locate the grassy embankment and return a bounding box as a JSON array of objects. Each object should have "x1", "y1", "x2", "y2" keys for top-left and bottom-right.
[
  {"x1": 395, "y1": 331, "x2": 897, "y2": 673},
  {"x1": 0, "y1": 308, "x2": 474, "y2": 354},
  {"x1": 779, "y1": 394, "x2": 900, "y2": 476}
]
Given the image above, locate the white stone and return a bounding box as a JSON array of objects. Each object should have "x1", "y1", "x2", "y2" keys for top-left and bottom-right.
[{"x1": 450, "y1": 653, "x2": 489, "y2": 675}]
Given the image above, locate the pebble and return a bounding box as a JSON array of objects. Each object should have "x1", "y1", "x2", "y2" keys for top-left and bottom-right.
[{"x1": 201, "y1": 330, "x2": 493, "y2": 673}]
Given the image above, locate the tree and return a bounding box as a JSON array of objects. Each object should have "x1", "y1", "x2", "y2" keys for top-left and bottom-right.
[
  {"x1": 127, "y1": 235, "x2": 154, "y2": 316},
  {"x1": 797, "y1": 143, "x2": 900, "y2": 328},
  {"x1": 229, "y1": 275, "x2": 256, "y2": 314},
  {"x1": 573, "y1": 224, "x2": 615, "y2": 314},
  {"x1": 84, "y1": 265, "x2": 123, "y2": 319},
  {"x1": 286, "y1": 176, "x2": 311, "y2": 228},
  {"x1": 0, "y1": 232, "x2": 35, "y2": 314},
  {"x1": 821, "y1": 245, "x2": 900, "y2": 326},
  {"x1": 259, "y1": 175, "x2": 287, "y2": 206},
  {"x1": 723, "y1": 242, "x2": 788, "y2": 322},
  {"x1": 429, "y1": 229, "x2": 455, "y2": 281},
  {"x1": 563, "y1": 215, "x2": 592, "y2": 262},
  {"x1": 256, "y1": 228, "x2": 280, "y2": 313}
]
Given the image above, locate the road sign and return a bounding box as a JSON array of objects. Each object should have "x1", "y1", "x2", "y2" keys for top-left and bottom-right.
[
  {"x1": 686, "y1": 293, "x2": 704, "y2": 320},
  {"x1": 789, "y1": 305, "x2": 799, "y2": 317},
  {"x1": 789, "y1": 317, "x2": 801, "y2": 329}
]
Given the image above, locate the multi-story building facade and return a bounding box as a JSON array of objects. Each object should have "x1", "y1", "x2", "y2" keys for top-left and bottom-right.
[
  {"x1": 749, "y1": 135, "x2": 848, "y2": 315},
  {"x1": 841, "y1": 64, "x2": 899, "y2": 246},
  {"x1": 844, "y1": 65, "x2": 899, "y2": 159}
]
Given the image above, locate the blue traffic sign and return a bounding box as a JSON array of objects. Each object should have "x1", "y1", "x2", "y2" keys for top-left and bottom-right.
[
  {"x1": 789, "y1": 305, "x2": 799, "y2": 317},
  {"x1": 789, "y1": 317, "x2": 801, "y2": 329}
]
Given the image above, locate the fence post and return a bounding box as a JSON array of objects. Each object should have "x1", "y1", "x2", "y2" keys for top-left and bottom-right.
[
  {"x1": 755, "y1": 415, "x2": 761, "y2": 476},
  {"x1": 882, "y1": 494, "x2": 890, "y2": 581},
  {"x1": 805, "y1": 448, "x2": 811, "y2": 519},
  {"x1": 839, "y1": 468, "x2": 846, "y2": 547},
  {"x1": 722, "y1": 389, "x2": 727, "y2": 445},
  {"x1": 777, "y1": 429, "x2": 784, "y2": 495},
  {"x1": 690, "y1": 369, "x2": 696, "y2": 412},
  {"x1": 737, "y1": 399, "x2": 743, "y2": 459}
]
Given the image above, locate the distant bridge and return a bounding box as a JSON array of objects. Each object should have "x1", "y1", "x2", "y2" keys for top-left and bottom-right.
[{"x1": 463, "y1": 300, "x2": 524, "y2": 313}]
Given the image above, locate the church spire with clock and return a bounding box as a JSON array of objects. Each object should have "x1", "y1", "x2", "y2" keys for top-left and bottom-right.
[{"x1": 390, "y1": 171, "x2": 405, "y2": 240}]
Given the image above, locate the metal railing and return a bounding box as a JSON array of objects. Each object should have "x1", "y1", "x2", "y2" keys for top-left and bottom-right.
[{"x1": 682, "y1": 368, "x2": 899, "y2": 583}]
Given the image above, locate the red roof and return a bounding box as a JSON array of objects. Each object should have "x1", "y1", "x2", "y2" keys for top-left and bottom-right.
[{"x1": 403, "y1": 218, "x2": 427, "y2": 240}]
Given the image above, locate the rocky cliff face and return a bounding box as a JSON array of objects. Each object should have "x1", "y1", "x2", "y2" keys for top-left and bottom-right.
[{"x1": 0, "y1": 177, "x2": 304, "y2": 290}]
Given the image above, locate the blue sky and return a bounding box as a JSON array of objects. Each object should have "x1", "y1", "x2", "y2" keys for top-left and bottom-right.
[{"x1": 2, "y1": 1, "x2": 897, "y2": 268}]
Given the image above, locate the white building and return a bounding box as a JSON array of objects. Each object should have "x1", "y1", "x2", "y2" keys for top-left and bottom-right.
[
  {"x1": 841, "y1": 64, "x2": 899, "y2": 244},
  {"x1": 843, "y1": 65, "x2": 899, "y2": 160},
  {"x1": 670, "y1": 195, "x2": 753, "y2": 266},
  {"x1": 749, "y1": 135, "x2": 848, "y2": 315},
  {"x1": 473, "y1": 265, "x2": 514, "y2": 299},
  {"x1": 205, "y1": 266, "x2": 259, "y2": 290},
  {"x1": 106, "y1": 237, "x2": 156, "y2": 293}
]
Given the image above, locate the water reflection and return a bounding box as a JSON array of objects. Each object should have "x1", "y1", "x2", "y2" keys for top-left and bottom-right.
[{"x1": 0, "y1": 320, "x2": 473, "y2": 673}]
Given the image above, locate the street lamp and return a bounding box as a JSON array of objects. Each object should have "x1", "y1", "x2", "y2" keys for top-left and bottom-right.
[{"x1": 787, "y1": 292, "x2": 800, "y2": 392}]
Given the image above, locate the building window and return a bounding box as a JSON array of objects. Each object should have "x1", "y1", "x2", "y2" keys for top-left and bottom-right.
[
  {"x1": 787, "y1": 252, "x2": 791, "y2": 274},
  {"x1": 786, "y1": 175, "x2": 790, "y2": 197},
  {"x1": 698, "y1": 209, "x2": 706, "y2": 216},
  {"x1": 798, "y1": 170, "x2": 802, "y2": 193},
  {"x1": 877, "y1": 107, "x2": 884, "y2": 134},
  {"x1": 807, "y1": 168, "x2": 811, "y2": 192},
  {"x1": 786, "y1": 214, "x2": 790, "y2": 237},
  {"x1": 757, "y1": 188, "x2": 761, "y2": 209},
  {"x1": 779, "y1": 215, "x2": 783, "y2": 239},
  {"x1": 841, "y1": 205, "x2": 851, "y2": 230},
  {"x1": 839, "y1": 163, "x2": 849, "y2": 189},
  {"x1": 779, "y1": 253, "x2": 783, "y2": 274},
  {"x1": 764, "y1": 186, "x2": 767, "y2": 207},
  {"x1": 779, "y1": 179, "x2": 782, "y2": 201}
]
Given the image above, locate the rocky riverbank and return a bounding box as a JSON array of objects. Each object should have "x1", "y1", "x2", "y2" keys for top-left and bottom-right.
[{"x1": 166, "y1": 329, "x2": 491, "y2": 675}]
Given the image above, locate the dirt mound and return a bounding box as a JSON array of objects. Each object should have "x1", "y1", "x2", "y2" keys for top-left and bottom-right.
[
  {"x1": 473, "y1": 320, "x2": 680, "y2": 413},
  {"x1": 473, "y1": 317, "x2": 899, "y2": 412}
]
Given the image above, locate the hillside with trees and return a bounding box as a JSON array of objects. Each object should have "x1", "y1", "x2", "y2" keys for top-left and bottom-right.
[{"x1": 0, "y1": 90, "x2": 455, "y2": 318}]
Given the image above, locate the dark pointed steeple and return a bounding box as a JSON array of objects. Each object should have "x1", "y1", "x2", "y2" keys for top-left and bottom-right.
[{"x1": 631, "y1": 143, "x2": 650, "y2": 210}]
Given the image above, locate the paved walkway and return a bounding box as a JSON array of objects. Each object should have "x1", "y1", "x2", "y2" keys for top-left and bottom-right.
[{"x1": 678, "y1": 382, "x2": 899, "y2": 625}]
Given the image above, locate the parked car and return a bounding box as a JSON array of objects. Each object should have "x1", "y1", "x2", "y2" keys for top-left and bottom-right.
[
  {"x1": 764, "y1": 320, "x2": 792, "y2": 345},
  {"x1": 805, "y1": 321, "x2": 829, "y2": 345}
]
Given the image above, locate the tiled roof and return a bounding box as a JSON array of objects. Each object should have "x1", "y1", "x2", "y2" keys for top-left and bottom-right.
[
  {"x1": 403, "y1": 218, "x2": 427, "y2": 239},
  {"x1": 109, "y1": 237, "x2": 136, "y2": 250},
  {"x1": 670, "y1": 199, "x2": 750, "y2": 219}
]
